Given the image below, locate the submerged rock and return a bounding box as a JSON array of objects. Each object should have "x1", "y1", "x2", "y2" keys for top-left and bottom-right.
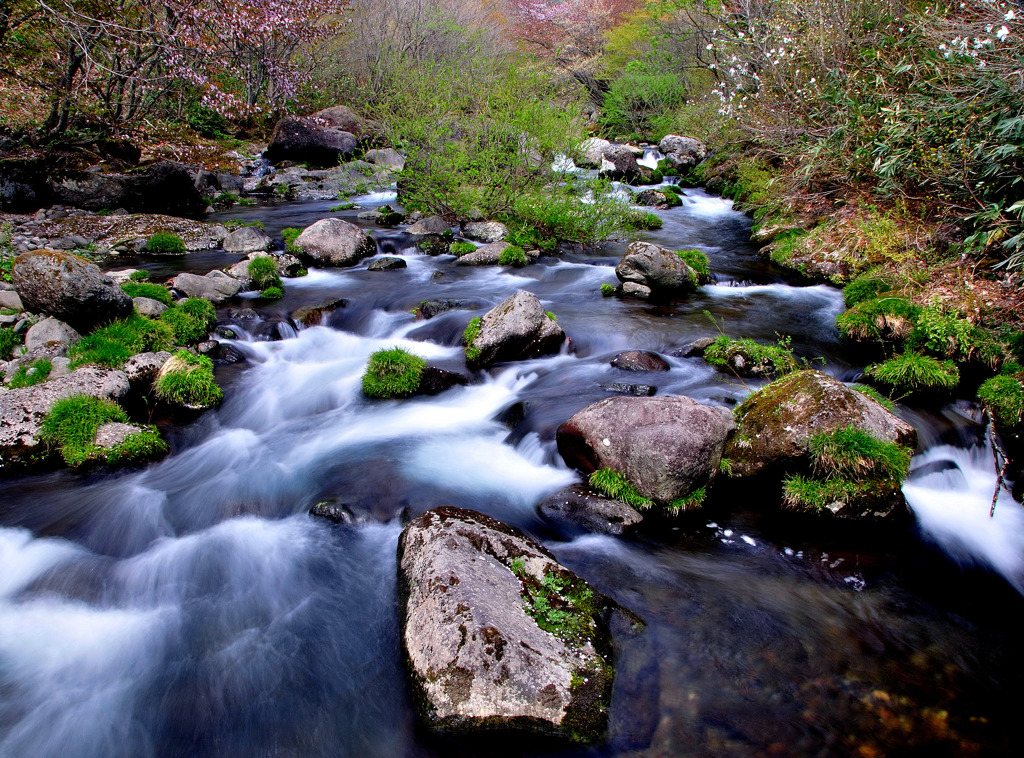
[
  {"x1": 465, "y1": 291, "x2": 566, "y2": 370},
  {"x1": 556, "y1": 395, "x2": 734, "y2": 505},
  {"x1": 398, "y1": 507, "x2": 614, "y2": 741},
  {"x1": 12, "y1": 250, "x2": 133, "y2": 332},
  {"x1": 291, "y1": 298, "x2": 347, "y2": 327},
  {"x1": 538, "y1": 485, "x2": 644, "y2": 536},
  {"x1": 610, "y1": 350, "x2": 670, "y2": 372},
  {"x1": 294, "y1": 218, "x2": 376, "y2": 267},
  {"x1": 724, "y1": 370, "x2": 917, "y2": 478},
  {"x1": 368, "y1": 256, "x2": 407, "y2": 271},
  {"x1": 415, "y1": 299, "x2": 466, "y2": 319}
]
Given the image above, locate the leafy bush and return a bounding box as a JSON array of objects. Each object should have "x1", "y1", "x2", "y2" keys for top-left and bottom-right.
[
  {"x1": 159, "y1": 298, "x2": 216, "y2": 345},
  {"x1": 977, "y1": 375, "x2": 1024, "y2": 428},
  {"x1": 361, "y1": 347, "x2": 426, "y2": 398},
  {"x1": 449, "y1": 241, "x2": 476, "y2": 257},
  {"x1": 600, "y1": 67, "x2": 687, "y2": 142},
  {"x1": 40, "y1": 395, "x2": 127, "y2": 467},
  {"x1": 155, "y1": 350, "x2": 223, "y2": 408},
  {"x1": 281, "y1": 227, "x2": 303, "y2": 254},
  {"x1": 906, "y1": 306, "x2": 1000, "y2": 366},
  {"x1": 261, "y1": 286, "x2": 283, "y2": 300},
  {"x1": 121, "y1": 282, "x2": 172, "y2": 305},
  {"x1": 70, "y1": 313, "x2": 174, "y2": 368},
  {"x1": 146, "y1": 232, "x2": 187, "y2": 255},
  {"x1": 865, "y1": 351, "x2": 960, "y2": 394},
  {"x1": 248, "y1": 257, "x2": 281, "y2": 290},
  {"x1": 498, "y1": 245, "x2": 527, "y2": 267},
  {"x1": 7, "y1": 358, "x2": 52, "y2": 388}
]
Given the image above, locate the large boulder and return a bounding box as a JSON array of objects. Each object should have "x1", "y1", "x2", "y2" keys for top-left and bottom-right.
[
  {"x1": 293, "y1": 218, "x2": 376, "y2": 267},
  {"x1": 171, "y1": 271, "x2": 241, "y2": 304},
  {"x1": 556, "y1": 395, "x2": 734, "y2": 504},
  {"x1": 724, "y1": 370, "x2": 917, "y2": 478},
  {"x1": 222, "y1": 225, "x2": 271, "y2": 254},
  {"x1": 264, "y1": 116, "x2": 357, "y2": 168},
  {"x1": 407, "y1": 215, "x2": 450, "y2": 236},
  {"x1": 50, "y1": 161, "x2": 207, "y2": 219},
  {"x1": 0, "y1": 366, "x2": 130, "y2": 469},
  {"x1": 364, "y1": 148, "x2": 405, "y2": 171},
  {"x1": 398, "y1": 507, "x2": 613, "y2": 741},
  {"x1": 463, "y1": 221, "x2": 508, "y2": 243},
  {"x1": 615, "y1": 241, "x2": 703, "y2": 295},
  {"x1": 24, "y1": 317, "x2": 80, "y2": 350},
  {"x1": 312, "y1": 105, "x2": 378, "y2": 141},
  {"x1": 465, "y1": 291, "x2": 566, "y2": 369},
  {"x1": 658, "y1": 135, "x2": 707, "y2": 169},
  {"x1": 12, "y1": 250, "x2": 133, "y2": 332},
  {"x1": 577, "y1": 138, "x2": 612, "y2": 169},
  {"x1": 599, "y1": 145, "x2": 642, "y2": 181}
]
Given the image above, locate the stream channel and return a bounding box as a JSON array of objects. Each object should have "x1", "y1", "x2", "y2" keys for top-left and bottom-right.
[{"x1": 1, "y1": 186, "x2": 1023, "y2": 757}]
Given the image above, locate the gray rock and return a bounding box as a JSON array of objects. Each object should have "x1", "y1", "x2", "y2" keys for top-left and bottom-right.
[
  {"x1": 0, "y1": 366, "x2": 130, "y2": 469},
  {"x1": 171, "y1": 271, "x2": 241, "y2": 304},
  {"x1": 621, "y1": 282, "x2": 651, "y2": 299},
  {"x1": 406, "y1": 215, "x2": 450, "y2": 236},
  {"x1": 312, "y1": 105, "x2": 378, "y2": 140},
  {"x1": 106, "y1": 268, "x2": 146, "y2": 284},
  {"x1": 658, "y1": 135, "x2": 707, "y2": 169},
  {"x1": 398, "y1": 507, "x2": 613, "y2": 741},
  {"x1": 291, "y1": 298, "x2": 347, "y2": 327},
  {"x1": 415, "y1": 299, "x2": 466, "y2": 319},
  {"x1": 538, "y1": 485, "x2": 644, "y2": 536},
  {"x1": 12, "y1": 250, "x2": 133, "y2": 332},
  {"x1": 49, "y1": 161, "x2": 207, "y2": 219},
  {"x1": 556, "y1": 395, "x2": 734, "y2": 504},
  {"x1": 364, "y1": 148, "x2": 405, "y2": 171},
  {"x1": 416, "y1": 367, "x2": 469, "y2": 395},
  {"x1": 93, "y1": 422, "x2": 147, "y2": 450},
  {"x1": 635, "y1": 189, "x2": 668, "y2": 207},
  {"x1": 0, "y1": 289, "x2": 23, "y2": 311},
  {"x1": 275, "y1": 253, "x2": 305, "y2": 277},
  {"x1": 49, "y1": 356, "x2": 71, "y2": 378},
  {"x1": 599, "y1": 145, "x2": 642, "y2": 180},
  {"x1": 455, "y1": 240, "x2": 509, "y2": 266},
  {"x1": 293, "y1": 218, "x2": 376, "y2": 267},
  {"x1": 264, "y1": 116, "x2": 357, "y2": 168},
  {"x1": 673, "y1": 336, "x2": 717, "y2": 358},
  {"x1": 24, "y1": 317, "x2": 81, "y2": 350},
  {"x1": 463, "y1": 221, "x2": 508, "y2": 243},
  {"x1": 724, "y1": 370, "x2": 917, "y2": 479},
  {"x1": 616, "y1": 241, "x2": 701, "y2": 295},
  {"x1": 223, "y1": 225, "x2": 272, "y2": 254},
  {"x1": 601, "y1": 382, "x2": 657, "y2": 396},
  {"x1": 466, "y1": 291, "x2": 566, "y2": 369},
  {"x1": 578, "y1": 138, "x2": 612, "y2": 168},
  {"x1": 132, "y1": 296, "x2": 168, "y2": 317},
  {"x1": 610, "y1": 350, "x2": 670, "y2": 372},
  {"x1": 121, "y1": 351, "x2": 172, "y2": 391},
  {"x1": 367, "y1": 256, "x2": 407, "y2": 271}
]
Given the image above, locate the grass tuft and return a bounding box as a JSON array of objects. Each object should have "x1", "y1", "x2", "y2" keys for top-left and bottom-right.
[
  {"x1": 248, "y1": 257, "x2": 281, "y2": 290},
  {"x1": 159, "y1": 298, "x2": 216, "y2": 345},
  {"x1": 449, "y1": 241, "x2": 476, "y2": 257},
  {"x1": 155, "y1": 350, "x2": 223, "y2": 408},
  {"x1": 121, "y1": 282, "x2": 172, "y2": 305},
  {"x1": 977, "y1": 374, "x2": 1024, "y2": 428},
  {"x1": 40, "y1": 395, "x2": 127, "y2": 467},
  {"x1": 146, "y1": 232, "x2": 187, "y2": 255},
  {"x1": 361, "y1": 347, "x2": 426, "y2": 398},
  {"x1": 281, "y1": 227, "x2": 303, "y2": 254},
  {"x1": 809, "y1": 426, "x2": 911, "y2": 480},
  {"x1": 463, "y1": 317, "x2": 483, "y2": 362},
  {"x1": 849, "y1": 383, "x2": 896, "y2": 412},
  {"x1": 70, "y1": 313, "x2": 174, "y2": 368},
  {"x1": 7, "y1": 358, "x2": 52, "y2": 388},
  {"x1": 676, "y1": 248, "x2": 709, "y2": 279},
  {"x1": 498, "y1": 245, "x2": 527, "y2": 267},
  {"x1": 865, "y1": 351, "x2": 960, "y2": 393},
  {"x1": 600, "y1": 283, "x2": 616, "y2": 297},
  {"x1": 588, "y1": 468, "x2": 653, "y2": 508},
  {"x1": 703, "y1": 335, "x2": 802, "y2": 378},
  {"x1": 261, "y1": 286, "x2": 283, "y2": 300}
]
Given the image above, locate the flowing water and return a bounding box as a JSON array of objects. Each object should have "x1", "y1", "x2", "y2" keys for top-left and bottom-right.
[{"x1": 1, "y1": 189, "x2": 1023, "y2": 757}]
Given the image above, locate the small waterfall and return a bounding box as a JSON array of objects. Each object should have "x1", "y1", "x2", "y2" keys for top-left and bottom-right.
[
  {"x1": 638, "y1": 147, "x2": 663, "y2": 170},
  {"x1": 903, "y1": 440, "x2": 1024, "y2": 592}
]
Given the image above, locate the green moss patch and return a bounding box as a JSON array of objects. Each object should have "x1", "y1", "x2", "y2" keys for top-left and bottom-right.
[
  {"x1": 121, "y1": 282, "x2": 172, "y2": 305},
  {"x1": 498, "y1": 245, "x2": 527, "y2": 267},
  {"x1": 978, "y1": 375, "x2": 1024, "y2": 428},
  {"x1": 0, "y1": 327, "x2": 16, "y2": 359},
  {"x1": 155, "y1": 350, "x2": 223, "y2": 409},
  {"x1": 449, "y1": 241, "x2": 476, "y2": 257},
  {"x1": 676, "y1": 248, "x2": 709, "y2": 279},
  {"x1": 843, "y1": 274, "x2": 892, "y2": 308},
  {"x1": 361, "y1": 347, "x2": 426, "y2": 399},
  {"x1": 260, "y1": 286, "x2": 283, "y2": 300},
  {"x1": 463, "y1": 317, "x2": 483, "y2": 362},
  {"x1": 69, "y1": 313, "x2": 174, "y2": 369},
  {"x1": 703, "y1": 335, "x2": 802, "y2": 378},
  {"x1": 512, "y1": 565, "x2": 600, "y2": 645},
  {"x1": 281, "y1": 227, "x2": 303, "y2": 254},
  {"x1": 600, "y1": 283, "x2": 616, "y2": 297}
]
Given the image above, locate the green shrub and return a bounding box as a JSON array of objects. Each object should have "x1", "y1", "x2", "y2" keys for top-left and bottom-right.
[
  {"x1": 589, "y1": 468, "x2": 653, "y2": 508},
  {"x1": 625, "y1": 210, "x2": 663, "y2": 230},
  {"x1": 676, "y1": 248, "x2": 709, "y2": 279},
  {"x1": 865, "y1": 351, "x2": 960, "y2": 393},
  {"x1": 128, "y1": 270, "x2": 151, "y2": 282},
  {"x1": 70, "y1": 313, "x2": 174, "y2": 368},
  {"x1": 977, "y1": 375, "x2": 1024, "y2": 428},
  {"x1": 703, "y1": 335, "x2": 802, "y2": 378},
  {"x1": 155, "y1": 350, "x2": 223, "y2": 408},
  {"x1": 281, "y1": 227, "x2": 303, "y2": 254},
  {"x1": 330, "y1": 202, "x2": 358, "y2": 211},
  {"x1": 836, "y1": 297, "x2": 921, "y2": 341},
  {"x1": 600, "y1": 69, "x2": 686, "y2": 142},
  {"x1": 660, "y1": 186, "x2": 683, "y2": 206},
  {"x1": 239, "y1": 198, "x2": 256, "y2": 207},
  {"x1": 213, "y1": 193, "x2": 239, "y2": 207},
  {"x1": 0, "y1": 327, "x2": 16, "y2": 359},
  {"x1": 159, "y1": 298, "x2": 216, "y2": 345},
  {"x1": 7, "y1": 358, "x2": 52, "y2": 388},
  {"x1": 146, "y1": 232, "x2": 187, "y2": 255},
  {"x1": 449, "y1": 241, "x2": 476, "y2": 257},
  {"x1": 361, "y1": 347, "x2": 426, "y2": 398},
  {"x1": 601, "y1": 283, "x2": 616, "y2": 297},
  {"x1": 843, "y1": 275, "x2": 892, "y2": 308},
  {"x1": 498, "y1": 245, "x2": 527, "y2": 267},
  {"x1": 248, "y1": 257, "x2": 281, "y2": 290},
  {"x1": 40, "y1": 395, "x2": 128, "y2": 467},
  {"x1": 463, "y1": 317, "x2": 483, "y2": 362},
  {"x1": 907, "y1": 307, "x2": 1000, "y2": 366},
  {"x1": 121, "y1": 282, "x2": 172, "y2": 305},
  {"x1": 261, "y1": 286, "x2": 283, "y2": 300}
]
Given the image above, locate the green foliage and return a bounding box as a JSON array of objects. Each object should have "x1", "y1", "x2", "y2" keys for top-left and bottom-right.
[
  {"x1": 836, "y1": 297, "x2": 921, "y2": 341},
  {"x1": 223, "y1": 219, "x2": 265, "y2": 231},
  {"x1": 850, "y1": 383, "x2": 896, "y2": 413},
  {"x1": 865, "y1": 351, "x2": 960, "y2": 393},
  {"x1": 159, "y1": 298, "x2": 216, "y2": 345},
  {"x1": 843, "y1": 275, "x2": 892, "y2": 308},
  {"x1": 600, "y1": 69, "x2": 687, "y2": 142},
  {"x1": 155, "y1": 350, "x2": 223, "y2": 408},
  {"x1": 668, "y1": 487, "x2": 706, "y2": 514},
  {"x1": 121, "y1": 282, "x2": 172, "y2": 305},
  {"x1": 185, "y1": 104, "x2": 230, "y2": 139},
  {"x1": 703, "y1": 335, "x2": 802, "y2": 378},
  {"x1": 281, "y1": 228, "x2": 303, "y2": 254},
  {"x1": 0, "y1": 327, "x2": 17, "y2": 360},
  {"x1": 625, "y1": 210, "x2": 663, "y2": 231},
  {"x1": 40, "y1": 395, "x2": 127, "y2": 467},
  {"x1": 463, "y1": 317, "x2": 482, "y2": 362},
  {"x1": 977, "y1": 375, "x2": 1024, "y2": 428},
  {"x1": 213, "y1": 193, "x2": 239, "y2": 207},
  {"x1": 330, "y1": 203, "x2": 358, "y2": 211},
  {"x1": 128, "y1": 270, "x2": 151, "y2": 282},
  {"x1": 517, "y1": 568, "x2": 599, "y2": 644},
  {"x1": 588, "y1": 468, "x2": 653, "y2": 509},
  {"x1": 676, "y1": 248, "x2": 709, "y2": 278},
  {"x1": 782, "y1": 475, "x2": 859, "y2": 512},
  {"x1": 361, "y1": 347, "x2": 426, "y2": 399},
  {"x1": 498, "y1": 245, "x2": 527, "y2": 267},
  {"x1": 239, "y1": 198, "x2": 257, "y2": 207},
  {"x1": 248, "y1": 257, "x2": 281, "y2": 290},
  {"x1": 7, "y1": 358, "x2": 52, "y2": 388},
  {"x1": 146, "y1": 232, "x2": 187, "y2": 255},
  {"x1": 104, "y1": 428, "x2": 168, "y2": 466},
  {"x1": 70, "y1": 313, "x2": 174, "y2": 369},
  {"x1": 261, "y1": 286, "x2": 283, "y2": 300},
  {"x1": 449, "y1": 241, "x2": 476, "y2": 257},
  {"x1": 809, "y1": 426, "x2": 911, "y2": 480},
  {"x1": 906, "y1": 306, "x2": 1000, "y2": 366},
  {"x1": 601, "y1": 283, "x2": 616, "y2": 297},
  {"x1": 545, "y1": 311, "x2": 557, "y2": 321},
  {"x1": 766, "y1": 230, "x2": 808, "y2": 266},
  {"x1": 660, "y1": 186, "x2": 683, "y2": 206}
]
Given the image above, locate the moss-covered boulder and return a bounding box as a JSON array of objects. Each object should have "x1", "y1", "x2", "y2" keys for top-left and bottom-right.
[
  {"x1": 724, "y1": 370, "x2": 917, "y2": 480},
  {"x1": 614, "y1": 241, "x2": 705, "y2": 296},
  {"x1": 398, "y1": 507, "x2": 614, "y2": 742},
  {"x1": 463, "y1": 291, "x2": 565, "y2": 370}
]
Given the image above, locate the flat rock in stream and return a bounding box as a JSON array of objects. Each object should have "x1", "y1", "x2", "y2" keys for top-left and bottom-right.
[
  {"x1": 538, "y1": 485, "x2": 644, "y2": 536},
  {"x1": 398, "y1": 507, "x2": 614, "y2": 741}
]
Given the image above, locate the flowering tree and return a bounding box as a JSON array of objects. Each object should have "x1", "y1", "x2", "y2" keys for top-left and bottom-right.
[{"x1": 508, "y1": 0, "x2": 638, "y2": 65}]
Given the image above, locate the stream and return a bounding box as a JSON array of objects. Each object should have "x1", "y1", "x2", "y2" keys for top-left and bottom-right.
[{"x1": 1, "y1": 188, "x2": 1023, "y2": 757}]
